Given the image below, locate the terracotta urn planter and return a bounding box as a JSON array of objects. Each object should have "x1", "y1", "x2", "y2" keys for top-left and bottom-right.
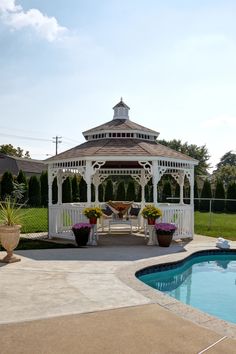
[{"x1": 0, "y1": 225, "x2": 21, "y2": 263}]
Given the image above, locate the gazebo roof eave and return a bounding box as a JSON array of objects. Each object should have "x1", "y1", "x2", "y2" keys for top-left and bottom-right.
[{"x1": 46, "y1": 154, "x2": 198, "y2": 167}]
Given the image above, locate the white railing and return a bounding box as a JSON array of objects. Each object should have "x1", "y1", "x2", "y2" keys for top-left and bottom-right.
[
  {"x1": 158, "y1": 204, "x2": 193, "y2": 239},
  {"x1": 49, "y1": 203, "x2": 194, "y2": 240}
]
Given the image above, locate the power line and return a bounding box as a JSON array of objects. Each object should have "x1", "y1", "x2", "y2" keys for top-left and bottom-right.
[{"x1": 0, "y1": 132, "x2": 52, "y2": 142}]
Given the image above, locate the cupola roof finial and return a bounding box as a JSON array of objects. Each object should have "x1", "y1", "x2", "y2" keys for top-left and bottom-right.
[{"x1": 113, "y1": 98, "x2": 130, "y2": 120}]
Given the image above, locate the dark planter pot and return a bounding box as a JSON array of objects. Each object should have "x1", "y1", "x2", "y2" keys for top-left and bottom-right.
[
  {"x1": 72, "y1": 228, "x2": 90, "y2": 247},
  {"x1": 156, "y1": 232, "x2": 174, "y2": 247}
]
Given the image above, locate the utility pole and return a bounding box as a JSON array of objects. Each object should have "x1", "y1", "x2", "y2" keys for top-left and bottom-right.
[{"x1": 52, "y1": 136, "x2": 62, "y2": 155}]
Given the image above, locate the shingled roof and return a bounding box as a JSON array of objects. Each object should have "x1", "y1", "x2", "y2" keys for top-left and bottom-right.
[
  {"x1": 46, "y1": 138, "x2": 197, "y2": 162},
  {"x1": 83, "y1": 119, "x2": 159, "y2": 135},
  {"x1": 0, "y1": 153, "x2": 46, "y2": 176}
]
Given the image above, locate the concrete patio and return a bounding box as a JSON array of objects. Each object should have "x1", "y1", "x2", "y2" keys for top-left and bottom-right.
[{"x1": 0, "y1": 234, "x2": 235, "y2": 353}]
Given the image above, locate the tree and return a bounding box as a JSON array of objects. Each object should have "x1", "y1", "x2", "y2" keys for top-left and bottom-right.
[
  {"x1": 126, "y1": 180, "x2": 136, "y2": 201},
  {"x1": 136, "y1": 185, "x2": 141, "y2": 202},
  {"x1": 98, "y1": 184, "x2": 104, "y2": 202},
  {"x1": 158, "y1": 139, "x2": 210, "y2": 175},
  {"x1": 216, "y1": 151, "x2": 236, "y2": 169},
  {"x1": 212, "y1": 165, "x2": 236, "y2": 189},
  {"x1": 174, "y1": 183, "x2": 180, "y2": 203},
  {"x1": 0, "y1": 144, "x2": 30, "y2": 158},
  {"x1": 199, "y1": 179, "x2": 212, "y2": 212},
  {"x1": 1, "y1": 171, "x2": 14, "y2": 199},
  {"x1": 40, "y1": 171, "x2": 48, "y2": 207},
  {"x1": 91, "y1": 183, "x2": 95, "y2": 202},
  {"x1": 226, "y1": 183, "x2": 236, "y2": 213},
  {"x1": 79, "y1": 178, "x2": 87, "y2": 202},
  {"x1": 104, "y1": 179, "x2": 114, "y2": 201},
  {"x1": 213, "y1": 180, "x2": 225, "y2": 212},
  {"x1": 52, "y1": 177, "x2": 58, "y2": 204},
  {"x1": 28, "y1": 176, "x2": 41, "y2": 206},
  {"x1": 72, "y1": 175, "x2": 79, "y2": 202},
  {"x1": 16, "y1": 170, "x2": 28, "y2": 200},
  {"x1": 194, "y1": 180, "x2": 199, "y2": 211},
  {"x1": 62, "y1": 177, "x2": 72, "y2": 203},
  {"x1": 162, "y1": 181, "x2": 172, "y2": 202},
  {"x1": 116, "y1": 181, "x2": 125, "y2": 200}
]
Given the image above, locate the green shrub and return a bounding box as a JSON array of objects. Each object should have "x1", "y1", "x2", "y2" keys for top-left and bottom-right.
[
  {"x1": 62, "y1": 177, "x2": 72, "y2": 203},
  {"x1": 1, "y1": 171, "x2": 14, "y2": 199},
  {"x1": 28, "y1": 176, "x2": 41, "y2": 206},
  {"x1": 213, "y1": 180, "x2": 225, "y2": 212},
  {"x1": 40, "y1": 171, "x2": 48, "y2": 207},
  {"x1": 226, "y1": 182, "x2": 236, "y2": 213},
  {"x1": 199, "y1": 179, "x2": 212, "y2": 212},
  {"x1": 104, "y1": 179, "x2": 114, "y2": 201}
]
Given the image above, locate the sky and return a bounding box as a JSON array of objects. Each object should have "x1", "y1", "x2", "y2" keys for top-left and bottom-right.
[{"x1": 1, "y1": 0, "x2": 236, "y2": 170}]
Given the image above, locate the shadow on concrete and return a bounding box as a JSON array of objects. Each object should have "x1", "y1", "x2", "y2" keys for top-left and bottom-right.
[{"x1": 14, "y1": 234, "x2": 187, "y2": 262}]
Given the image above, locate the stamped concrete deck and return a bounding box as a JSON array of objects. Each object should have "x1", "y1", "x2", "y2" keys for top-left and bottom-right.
[{"x1": 0, "y1": 234, "x2": 235, "y2": 353}]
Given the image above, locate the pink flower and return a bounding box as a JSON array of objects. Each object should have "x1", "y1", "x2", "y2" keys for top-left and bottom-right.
[{"x1": 155, "y1": 223, "x2": 177, "y2": 232}]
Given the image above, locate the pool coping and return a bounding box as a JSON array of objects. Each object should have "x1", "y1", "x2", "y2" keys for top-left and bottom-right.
[{"x1": 116, "y1": 246, "x2": 236, "y2": 339}]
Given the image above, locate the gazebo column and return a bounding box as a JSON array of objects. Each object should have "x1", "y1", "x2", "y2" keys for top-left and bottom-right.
[
  {"x1": 57, "y1": 169, "x2": 62, "y2": 205},
  {"x1": 152, "y1": 161, "x2": 159, "y2": 206},
  {"x1": 189, "y1": 169, "x2": 194, "y2": 206},
  {"x1": 179, "y1": 171, "x2": 185, "y2": 205},
  {"x1": 85, "y1": 161, "x2": 92, "y2": 204},
  {"x1": 92, "y1": 171, "x2": 100, "y2": 204}
]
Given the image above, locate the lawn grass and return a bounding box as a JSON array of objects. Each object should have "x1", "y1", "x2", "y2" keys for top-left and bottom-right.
[
  {"x1": 194, "y1": 211, "x2": 236, "y2": 240},
  {"x1": 20, "y1": 208, "x2": 48, "y2": 233}
]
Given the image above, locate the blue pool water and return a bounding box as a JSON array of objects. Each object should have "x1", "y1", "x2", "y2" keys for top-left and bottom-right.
[{"x1": 138, "y1": 251, "x2": 236, "y2": 324}]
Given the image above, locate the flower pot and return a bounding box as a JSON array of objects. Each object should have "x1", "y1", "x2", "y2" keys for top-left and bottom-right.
[
  {"x1": 156, "y1": 232, "x2": 174, "y2": 247},
  {"x1": 0, "y1": 225, "x2": 21, "y2": 263},
  {"x1": 72, "y1": 228, "x2": 90, "y2": 247},
  {"x1": 147, "y1": 218, "x2": 156, "y2": 225},
  {"x1": 89, "y1": 217, "x2": 97, "y2": 224}
]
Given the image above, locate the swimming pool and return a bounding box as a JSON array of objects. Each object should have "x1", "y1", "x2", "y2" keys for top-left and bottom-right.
[{"x1": 137, "y1": 250, "x2": 236, "y2": 324}]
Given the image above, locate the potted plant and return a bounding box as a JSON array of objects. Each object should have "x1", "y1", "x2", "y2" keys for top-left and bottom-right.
[
  {"x1": 141, "y1": 205, "x2": 162, "y2": 225},
  {"x1": 72, "y1": 222, "x2": 92, "y2": 247},
  {"x1": 83, "y1": 207, "x2": 103, "y2": 224},
  {"x1": 0, "y1": 197, "x2": 24, "y2": 263},
  {"x1": 155, "y1": 223, "x2": 177, "y2": 247}
]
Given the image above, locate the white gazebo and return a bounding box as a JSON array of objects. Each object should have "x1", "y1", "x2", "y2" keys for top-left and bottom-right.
[{"x1": 47, "y1": 99, "x2": 198, "y2": 240}]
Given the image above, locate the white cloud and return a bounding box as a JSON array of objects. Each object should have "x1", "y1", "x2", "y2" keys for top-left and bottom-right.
[
  {"x1": 202, "y1": 115, "x2": 236, "y2": 128},
  {"x1": 0, "y1": 0, "x2": 67, "y2": 41}
]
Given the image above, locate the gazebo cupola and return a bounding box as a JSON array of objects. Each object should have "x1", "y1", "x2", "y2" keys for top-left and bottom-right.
[{"x1": 113, "y1": 98, "x2": 130, "y2": 120}]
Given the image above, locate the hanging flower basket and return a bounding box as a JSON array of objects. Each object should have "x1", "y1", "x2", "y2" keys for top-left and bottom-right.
[{"x1": 155, "y1": 223, "x2": 177, "y2": 247}]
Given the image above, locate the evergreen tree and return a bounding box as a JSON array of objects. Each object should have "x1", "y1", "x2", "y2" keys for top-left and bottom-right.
[
  {"x1": 98, "y1": 184, "x2": 104, "y2": 202},
  {"x1": 126, "y1": 180, "x2": 136, "y2": 201},
  {"x1": 40, "y1": 171, "x2": 48, "y2": 207},
  {"x1": 1, "y1": 171, "x2": 14, "y2": 199},
  {"x1": 199, "y1": 179, "x2": 212, "y2": 212},
  {"x1": 144, "y1": 184, "x2": 150, "y2": 202},
  {"x1": 116, "y1": 181, "x2": 126, "y2": 200},
  {"x1": 79, "y1": 177, "x2": 87, "y2": 202},
  {"x1": 62, "y1": 177, "x2": 72, "y2": 203},
  {"x1": 194, "y1": 180, "x2": 199, "y2": 211},
  {"x1": 72, "y1": 175, "x2": 79, "y2": 202},
  {"x1": 28, "y1": 176, "x2": 41, "y2": 206},
  {"x1": 104, "y1": 179, "x2": 114, "y2": 201},
  {"x1": 226, "y1": 182, "x2": 236, "y2": 213},
  {"x1": 213, "y1": 180, "x2": 225, "y2": 212},
  {"x1": 16, "y1": 169, "x2": 28, "y2": 201},
  {"x1": 52, "y1": 177, "x2": 58, "y2": 204},
  {"x1": 162, "y1": 181, "x2": 172, "y2": 202},
  {"x1": 136, "y1": 185, "x2": 141, "y2": 202},
  {"x1": 91, "y1": 183, "x2": 95, "y2": 202},
  {"x1": 174, "y1": 183, "x2": 180, "y2": 203}
]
